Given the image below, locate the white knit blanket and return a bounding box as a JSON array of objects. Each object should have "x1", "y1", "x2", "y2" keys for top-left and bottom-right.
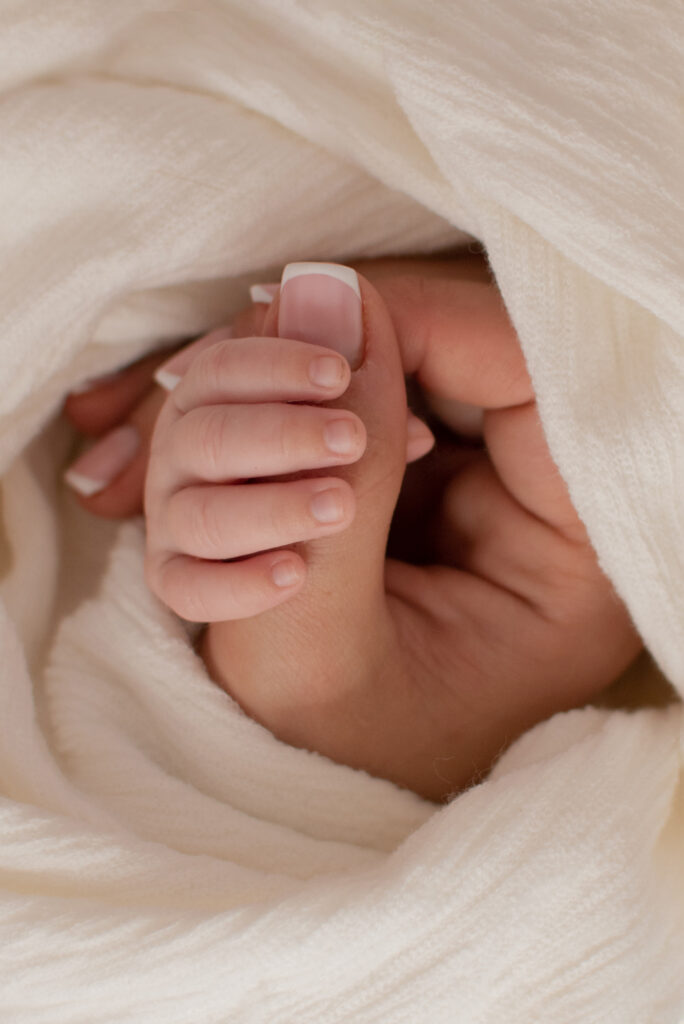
[{"x1": 1, "y1": 2, "x2": 682, "y2": 1021}]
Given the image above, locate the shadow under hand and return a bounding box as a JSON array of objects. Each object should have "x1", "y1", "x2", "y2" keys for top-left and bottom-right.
[{"x1": 387, "y1": 377, "x2": 484, "y2": 566}]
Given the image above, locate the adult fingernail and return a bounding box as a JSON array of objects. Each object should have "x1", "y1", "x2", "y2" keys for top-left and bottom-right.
[
  {"x1": 154, "y1": 330, "x2": 233, "y2": 392},
  {"x1": 63, "y1": 425, "x2": 140, "y2": 496},
  {"x1": 249, "y1": 283, "x2": 279, "y2": 305},
  {"x1": 278, "y1": 262, "x2": 363, "y2": 369}
]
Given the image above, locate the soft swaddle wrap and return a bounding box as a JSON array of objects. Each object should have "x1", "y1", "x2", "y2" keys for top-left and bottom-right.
[{"x1": 0, "y1": 2, "x2": 682, "y2": 1020}]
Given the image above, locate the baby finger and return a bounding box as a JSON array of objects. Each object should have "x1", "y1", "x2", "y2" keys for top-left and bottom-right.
[
  {"x1": 165, "y1": 477, "x2": 355, "y2": 560},
  {"x1": 158, "y1": 335, "x2": 351, "y2": 411},
  {"x1": 164, "y1": 403, "x2": 366, "y2": 487},
  {"x1": 149, "y1": 549, "x2": 306, "y2": 622}
]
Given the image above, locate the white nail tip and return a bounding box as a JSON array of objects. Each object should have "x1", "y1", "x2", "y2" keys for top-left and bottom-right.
[
  {"x1": 281, "y1": 262, "x2": 360, "y2": 298},
  {"x1": 249, "y1": 284, "x2": 276, "y2": 304},
  {"x1": 154, "y1": 368, "x2": 181, "y2": 391},
  {"x1": 63, "y1": 471, "x2": 106, "y2": 497}
]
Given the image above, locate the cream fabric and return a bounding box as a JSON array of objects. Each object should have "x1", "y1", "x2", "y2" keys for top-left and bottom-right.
[{"x1": 0, "y1": 2, "x2": 682, "y2": 1021}]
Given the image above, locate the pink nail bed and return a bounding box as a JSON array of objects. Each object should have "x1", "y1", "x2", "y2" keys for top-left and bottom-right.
[
  {"x1": 310, "y1": 488, "x2": 345, "y2": 524},
  {"x1": 271, "y1": 558, "x2": 302, "y2": 588},
  {"x1": 278, "y1": 263, "x2": 363, "y2": 368}
]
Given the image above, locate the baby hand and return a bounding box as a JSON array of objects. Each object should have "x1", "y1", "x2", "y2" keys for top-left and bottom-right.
[
  {"x1": 144, "y1": 332, "x2": 368, "y2": 618},
  {"x1": 143, "y1": 329, "x2": 433, "y2": 621}
]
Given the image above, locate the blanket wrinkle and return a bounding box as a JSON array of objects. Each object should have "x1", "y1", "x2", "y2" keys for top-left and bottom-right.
[{"x1": 0, "y1": 1, "x2": 682, "y2": 1021}]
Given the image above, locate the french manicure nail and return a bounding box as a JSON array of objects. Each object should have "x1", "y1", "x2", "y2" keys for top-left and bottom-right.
[
  {"x1": 249, "y1": 283, "x2": 279, "y2": 305},
  {"x1": 278, "y1": 262, "x2": 363, "y2": 369},
  {"x1": 63, "y1": 425, "x2": 140, "y2": 496}
]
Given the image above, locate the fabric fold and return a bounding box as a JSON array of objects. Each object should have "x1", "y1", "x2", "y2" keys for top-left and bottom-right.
[{"x1": 0, "y1": 1, "x2": 681, "y2": 1020}]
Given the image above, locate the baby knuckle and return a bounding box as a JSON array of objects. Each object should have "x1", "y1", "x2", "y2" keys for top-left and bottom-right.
[
  {"x1": 266, "y1": 488, "x2": 301, "y2": 538},
  {"x1": 208, "y1": 568, "x2": 244, "y2": 613},
  {"x1": 154, "y1": 554, "x2": 212, "y2": 622},
  {"x1": 146, "y1": 552, "x2": 201, "y2": 620},
  {"x1": 166, "y1": 488, "x2": 222, "y2": 555},
  {"x1": 174, "y1": 583, "x2": 214, "y2": 624},
  {"x1": 188, "y1": 489, "x2": 226, "y2": 554},
  {"x1": 188, "y1": 407, "x2": 228, "y2": 478},
  {"x1": 273, "y1": 408, "x2": 305, "y2": 462}
]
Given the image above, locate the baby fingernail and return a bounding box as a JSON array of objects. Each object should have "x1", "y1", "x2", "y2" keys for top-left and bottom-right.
[
  {"x1": 63, "y1": 425, "x2": 140, "y2": 496},
  {"x1": 309, "y1": 355, "x2": 347, "y2": 388},
  {"x1": 323, "y1": 418, "x2": 361, "y2": 455},
  {"x1": 310, "y1": 488, "x2": 345, "y2": 523},
  {"x1": 278, "y1": 262, "x2": 363, "y2": 369},
  {"x1": 249, "y1": 283, "x2": 279, "y2": 305},
  {"x1": 271, "y1": 556, "x2": 303, "y2": 588}
]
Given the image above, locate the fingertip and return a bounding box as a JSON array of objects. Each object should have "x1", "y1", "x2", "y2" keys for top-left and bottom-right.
[
  {"x1": 406, "y1": 434, "x2": 436, "y2": 464},
  {"x1": 155, "y1": 551, "x2": 308, "y2": 623},
  {"x1": 405, "y1": 414, "x2": 435, "y2": 463}
]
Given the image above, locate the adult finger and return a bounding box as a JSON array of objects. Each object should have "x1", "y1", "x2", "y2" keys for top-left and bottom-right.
[
  {"x1": 63, "y1": 348, "x2": 180, "y2": 437},
  {"x1": 354, "y1": 256, "x2": 582, "y2": 537},
  {"x1": 356, "y1": 253, "x2": 533, "y2": 409}
]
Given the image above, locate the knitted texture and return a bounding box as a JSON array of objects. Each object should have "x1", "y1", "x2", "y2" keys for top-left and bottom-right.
[{"x1": 0, "y1": 2, "x2": 682, "y2": 1021}]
